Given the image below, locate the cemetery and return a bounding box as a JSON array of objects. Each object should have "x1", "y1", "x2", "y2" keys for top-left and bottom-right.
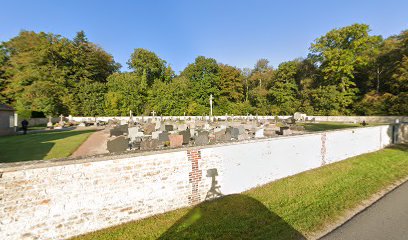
[
  {"x1": 1, "y1": 3, "x2": 408, "y2": 238},
  {"x1": 0, "y1": 113, "x2": 407, "y2": 239}
]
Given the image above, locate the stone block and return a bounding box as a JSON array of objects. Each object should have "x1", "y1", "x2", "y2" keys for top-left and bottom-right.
[
  {"x1": 143, "y1": 123, "x2": 156, "y2": 135},
  {"x1": 169, "y1": 134, "x2": 183, "y2": 148},
  {"x1": 158, "y1": 131, "x2": 170, "y2": 142},
  {"x1": 151, "y1": 131, "x2": 162, "y2": 139},
  {"x1": 165, "y1": 125, "x2": 174, "y2": 131},
  {"x1": 255, "y1": 128, "x2": 264, "y2": 138},
  {"x1": 179, "y1": 130, "x2": 191, "y2": 145},
  {"x1": 140, "y1": 139, "x2": 159, "y2": 151},
  {"x1": 110, "y1": 124, "x2": 128, "y2": 137},
  {"x1": 195, "y1": 131, "x2": 209, "y2": 145},
  {"x1": 107, "y1": 136, "x2": 129, "y2": 153}
]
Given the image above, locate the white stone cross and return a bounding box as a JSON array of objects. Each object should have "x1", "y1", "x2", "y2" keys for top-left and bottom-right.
[
  {"x1": 59, "y1": 114, "x2": 64, "y2": 122},
  {"x1": 151, "y1": 110, "x2": 156, "y2": 117}
]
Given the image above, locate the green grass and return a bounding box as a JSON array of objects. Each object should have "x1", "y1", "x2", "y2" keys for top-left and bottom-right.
[
  {"x1": 301, "y1": 122, "x2": 362, "y2": 132},
  {"x1": 73, "y1": 144, "x2": 408, "y2": 240},
  {"x1": 0, "y1": 129, "x2": 95, "y2": 163},
  {"x1": 27, "y1": 123, "x2": 48, "y2": 130}
]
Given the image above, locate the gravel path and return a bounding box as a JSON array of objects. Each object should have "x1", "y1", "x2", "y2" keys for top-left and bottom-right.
[{"x1": 71, "y1": 129, "x2": 109, "y2": 157}]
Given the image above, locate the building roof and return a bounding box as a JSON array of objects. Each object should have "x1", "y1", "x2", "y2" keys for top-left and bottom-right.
[{"x1": 0, "y1": 104, "x2": 15, "y2": 111}]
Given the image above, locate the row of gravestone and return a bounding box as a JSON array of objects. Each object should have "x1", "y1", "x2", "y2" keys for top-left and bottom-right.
[{"x1": 106, "y1": 121, "x2": 305, "y2": 153}]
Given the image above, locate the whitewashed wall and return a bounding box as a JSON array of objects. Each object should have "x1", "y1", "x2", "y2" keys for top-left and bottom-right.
[{"x1": 0, "y1": 125, "x2": 395, "y2": 240}]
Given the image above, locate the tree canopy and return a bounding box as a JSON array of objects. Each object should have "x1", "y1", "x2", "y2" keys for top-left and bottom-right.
[{"x1": 0, "y1": 25, "x2": 407, "y2": 117}]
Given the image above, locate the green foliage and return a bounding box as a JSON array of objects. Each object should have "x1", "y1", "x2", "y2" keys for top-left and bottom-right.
[
  {"x1": 105, "y1": 73, "x2": 146, "y2": 116},
  {"x1": 128, "y1": 48, "x2": 167, "y2": 85},
  {"x1": 0, "y1": 25, "x2": 407, "y2": 117}
]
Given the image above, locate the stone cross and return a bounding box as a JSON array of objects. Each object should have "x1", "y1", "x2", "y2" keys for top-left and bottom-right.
[
  {"x1": 151, "y1": 110, "x2": 156, "y2": 117},
  {"x1": 59, "y1": 114, "x2": 64, "y2": 122}
]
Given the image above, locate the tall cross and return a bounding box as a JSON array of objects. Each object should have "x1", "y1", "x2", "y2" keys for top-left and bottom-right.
[
  {"x1": 209, "y1": 94, "x2": 213, "y2": 117},
  {"x1": 151, "y1": 110, "x2": 156, "y2": 117},
  {"x1": 59, "y1": 114, "x2": 64, "y2": 122}
]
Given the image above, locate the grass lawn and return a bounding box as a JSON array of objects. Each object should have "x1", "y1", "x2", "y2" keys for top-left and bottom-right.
[
  {"x1": 301, "y1": 122, "x2": 363, "y2": 132},
  {"x1": 73, "y1": 144, "x2": 408, "y2": 240},
  {"x1": 0, "y1": 129, "x2": 95, "y2": 163}
]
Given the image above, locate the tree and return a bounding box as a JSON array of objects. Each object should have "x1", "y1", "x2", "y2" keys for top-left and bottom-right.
[
  {"x1": 128, "y1": 48, "x2": 166, "y2": 85},
  {"x1": 309, "y1": 24, "x2": 382, "y2": 111},
  {"x1": 218, "y1": 64, "x2": 244, "y2": 103},
  {"x1": 181, "y1": 56, "x2": 221, "y2": 114},
  {"x1": 1, "y1": 30, "x2": 120, "y2": 116},
  {"x1": 105, "y1": 73, "x2": 146, "y2": 116}
]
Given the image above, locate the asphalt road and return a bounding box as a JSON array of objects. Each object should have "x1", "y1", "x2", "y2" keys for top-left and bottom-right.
[{"x1": 321, "y1": 180, "x2": 408, "y2": 240}]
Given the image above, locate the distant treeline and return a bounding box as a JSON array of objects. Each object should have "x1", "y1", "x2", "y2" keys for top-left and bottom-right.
[{"x1": 0, "y1": 24, "x2": 407, "y2": 118}]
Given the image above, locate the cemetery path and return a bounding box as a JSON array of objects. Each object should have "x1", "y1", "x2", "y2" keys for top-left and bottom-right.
[
  {"x1": 71, "y1": 129, "x2": 109, "y2": 157},
  {"x1": 320, "y1": 180, "x2": 408, "y2": 240}
]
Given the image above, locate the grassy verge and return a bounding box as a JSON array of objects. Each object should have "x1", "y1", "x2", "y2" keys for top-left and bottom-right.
[
  {"x1": 0, "y1": 129, "x2": 95, "y2": 163},
  {"x1": 73, "y1": 144, "x2": 408, "y2": 240}
]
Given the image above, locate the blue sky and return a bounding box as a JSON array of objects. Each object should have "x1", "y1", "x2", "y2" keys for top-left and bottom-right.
[{"x1": 1, "y1": 0, "x2": 408, "y2": 73}]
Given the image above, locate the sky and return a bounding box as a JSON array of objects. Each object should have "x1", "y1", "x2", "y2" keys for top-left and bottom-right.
[{"x1": 1, "y1": 0, "x2": 408, "y2": 73}]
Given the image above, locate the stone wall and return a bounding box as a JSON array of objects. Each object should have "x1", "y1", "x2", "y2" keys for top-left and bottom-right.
[
  {"x1": 0, "y1": 125, "x2": 397, "y2": 240},
  {"x1": 308, "y1": 115, "x2": 408, "y2": 123},
  {"x1": 70, "y1": 115, "x2": 408, "y2": 124}
]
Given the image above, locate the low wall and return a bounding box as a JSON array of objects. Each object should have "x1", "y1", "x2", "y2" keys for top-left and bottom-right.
[
  {"x1": 308, "y1": 115, "x2": 408, "y2": 123},
  {"x1": 70, "y1": 115, "x2": 408, "y2": 124},
  {"x1": 0, "y1": 125, "x2": 396, "y2": 239},
  {"x1": 16, "y1": 118, "x2": 61, "y2": 127}
]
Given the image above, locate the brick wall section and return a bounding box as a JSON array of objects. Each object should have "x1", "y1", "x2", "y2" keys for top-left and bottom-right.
[
  {"x1": 0, "y1": 125, "x2": 396, "y2": 240},
  {"x1": 187, "y1": 150, "x2": 203, "y2": 205}
]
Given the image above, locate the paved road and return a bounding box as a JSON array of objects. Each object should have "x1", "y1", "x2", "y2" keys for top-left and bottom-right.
[{"x1": 321, "y1": 180, "x2": 408, "y2": 240}]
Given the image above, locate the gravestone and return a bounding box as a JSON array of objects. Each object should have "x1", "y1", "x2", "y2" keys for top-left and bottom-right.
[
  {"x1": 195, "y1": 131, "x2": 209, "y2": 145},
  {"x1": 214, "y1": 129, "x2": 226, "y2": 141},
  {"x1": 278, "y1": 126, "x2": 292, "y2": 135},
  {"x1": 130, "y1": 137, "x2": 142, "y2": 150},
  {"x1": 255, "y1": 128, "x2": 264, "y2": 138},
  {"x1": 128, "y1": 127, "x2": 143, "y2": 141},
  {"x1": 237, "y1": 125, "x2": 245, "y2": 135},
  {"x1": 238, "y1": 132, "x2": 250, "y2": 140},
  {"x1": 140, "y1": 139, "x2": 159, "y2": 151},
  {"x1": 169, "y1": 134, "x2": 183, "y2": 148},
  {"x1": 165, "y1": 125, "x2": 174, "y2": 131},
  {"x1": 107, "y1": 136, "x2": 129, "y2": 153},
  {"x1": 179, "y1": 130, "x2": 191, "y2": 145},
  {"x1": 158, "y1": 131, "x2": 170, "y2": 142},
  {"x1": 143, "y1": 123, "x2": 156, "y2": 135},
  {"x1": 229, "y1": 127, "x2": 240, "y2": 139},
  {"x1": 151, "y1": 131, "x2": 162, "y2": 139},
  {"x1": 110, "y1": 125, "x2": 128, "y2": 137},
  {"x1": 178, "y1": 124, "x2": 187, "y2": 131},
  {"x1": 264, "y1": 127, "x2": 277, "y2": 137}
]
